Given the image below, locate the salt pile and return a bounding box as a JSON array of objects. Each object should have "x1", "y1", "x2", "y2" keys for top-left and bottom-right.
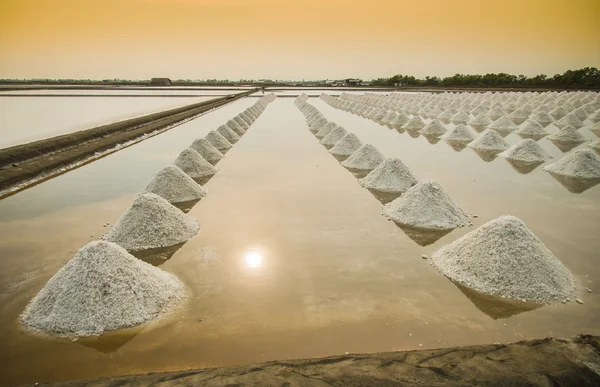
[
  {"x1": 546, "y1": 125, "x2": 586, "y2": 144},
  {"x1": 316, "y1": 122, "x2": 338, "y2": 139},
  {"x1": 443, "y1": 124, "x2": 476, "y2": 142},
  {"x1": 341, "y1": 144, "x2": 385, "y2": 172},
  {"x1": 226, "y1": 120, "x2": 245, "y2": 136},
  {"x1": 589, "y1": 138, "x2": 600, "y2": 154},
  {"x1": 233, "y1": 116, "x2": 250, "y2": 130},
  {"x1": 450, "y1": 111, "x2": 470, "y2": 124},
  {"x1": 500, "y1": 139, "x2": 552, "y2": 164},
  {"x1": 20, "y1": 241, "x2": 185, "y2": 336},
  {"x1": 515, "y1": 121, "x2": 548, "y2": 140},
  {"x1": 555, "y1": 113, "x2": 584, "y2": 129},
  {"x1": 359, "y1": 158, "x2": 417, "y2": 195},
  {"x1": 531, "y1": 111, "x2": 554, "y2": 127},
  {"x1": 320, "y1": 126, "x2": 348, "y2": 147},
  {"x1": 382, "y1": 180, "x2": 470, "y2": 230},
  {"x1": 592, "y1": 122, "x2": 600, "y2": 137},
  {"x1": 144, "y1": 165, "x2": 206, "y2": 204},
  {"x1": 329, "y1": 133, "x2": 362, "y2": 159},
  {"x1": 216, "y1": 125, "x2": 240, "y2": 144},
  {"x1": 486, "y1": 107, "x2": 505, "y2": 121},
  {"x1": 467, "y1": 114, "x2": 492, "y2": 131},
  {"x1": 468, "y1": 130, "x2": 509, "y2": 152},
  {"x1": 205, "y1": 131, "x2": 233, "y2": 153},
  {"x1": 105, "y1": 193, "x2": 200, "y2": 251},
  {"x1": 402, "y1": 117, "x2": 426, "y2": 131},
  {"x1": 173, "y1": 148, "x2": 217, "y2": 181},
  {"x1": 310, "y1": 117, "x2": 329, "y2": 133},
  {"x1": 419, "y1": 120, "x2": 447, "y2": 137},
  {"x1": 543, "y1": 148, "x2": 600, "y2": 179},
  {"x1": 430, "y1": 216, "x2": 575, "y2": 304},
  {"x1": 488, "y1": 116, "x2": 518, "y2": 134},
  {"x1": 189, "y1": 138, "x2": 223, "y2": 165},
  {"x1": 390, "y1": 113, "x2": 409, "y2": 130},
  {"x1": 508, "y1": 109, "x2": 528, "y2": 125}
]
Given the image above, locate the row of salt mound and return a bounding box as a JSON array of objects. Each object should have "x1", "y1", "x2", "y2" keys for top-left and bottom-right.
[
  {"x1": 217, "y1": 125, "x2": 240, "y2": 144},
  {"x1": 499, "y1": 139, "x2": 552, "y2": 164},
  {"x1": 144, "y1": 165, "x2": 206, "y2": 204},
  {"x1": 190, "y1": 138, "x2": 223, "y2": 165},
  {"x1": 430, "y1": 215, "x2": 575, "y2": 304},
  {"x1": 341, "y1": 144, "x2": 385, "y2": 173},
  {"x1": 321, "y1": 126, "x2": 348, "y2": 147},
  {"x1": 316, "y1": 122, "x2": 339, "y2": 139},
  {"x1": 226, "y1": 119, "x2": 246, "y2": 136},
  {"x1": 206, "y1": 130, "x2": 232, "y2": 153},
  {"x1": 360, "y1": 158, "x2": 417, "y2": 195},
  {"x1": 21, "y1": 241, "x2": 185, "y2": 337},
  {"x1": 329, "y1": 133, "x2": 362, "y2": 159},
  {"x1": 174, "y1": 148, "x2": 218, "y2": 180}
]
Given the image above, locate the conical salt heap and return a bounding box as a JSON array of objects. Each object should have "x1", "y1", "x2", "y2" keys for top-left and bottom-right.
[
  {"x1": 189, "y1": 138, "x2": 223, "y2": 165},
  {"x1": 543, "y1": 148, "x2": 600, "y2": 180},
  {"x1": 419, "y1": 120, "x2": 447, "y2": 137},
  {"x1": 341, "y1": 144, "x2": 385, "y2": 172},
  {"x1": 226, "y1": 120, "x2": 245, "y2": 136},
  {"x1": 105, "y1": 193, "x2": 200, "y2": 251},
  {"x1": 430, "y1": 216, "x2": 575, "y2": 304},
  {"x1": 443, "y1": 124, "x2": 476, "y2": 142},
  {"x1": 329, "y1": 133, "x2": 362, "y2": 159},
  {"x1": 360, "y1": 158, "x2": 418, "y2": 195},
  {"x1": 391, "y1": 113, "x2": 409, "y2": 129},
  {"x1": 488, "y1": 116, "x2": 518, "y2": 134},
  {"x1": 205, "y1": 131, "x2": 233, "y2": 153},
  {"x1": 382, "y1": 180, "x2": 470, "y2": 230},
  {"x1": 555, "y1": 113, "x2": 584, "y2": 129},
  {"x1": 402, "y1": 116, "x2": 426, "y2": 131},
  {"x1": 508, "y1": 109, "x2": 528, "y2": 125},
  {"x1": 591, "y1": 122, "x2": 600, "y2": 137},
  {"x1": 467, "y1": 113, "x2": 492, "y2": 131},
  {"x1": 468, "y1": 130, "x2": 509, "y2": 152},
  {"x1": 144, "y1": 165, "x2": 206, "y2": 204},
  {"x1": 320, "y1": 126, "x2": 348, "y2": 147},
  {"x1": 486, "y1": 107, "x2": 505, "y2": 121},
  {"x1": 21, "y1": 241, "x2": 185, "y2": 337},
  {"x1": 589, "y1": 138, "x2": 600, "y2": 154},
  {"x1": 500, "y1": 139, "x2": 552, "y2": 164},
  {"x1": 547, "y1": 125, "x2": 586, "y2": 144},
  {"x1": 310, "y1": 117, "x2": 329, "y2": 133},
  {"x1": 450, "y1": 111, "x2": 470, "y2": 124},
  {"x1": 515, "y1": 121, "x2": 548, "y2": 140},
  {"x1": 316, "y1": 122, "x2": 338, "y2": 139},
  {"x1": 173, "y1": 148, "x2": 217, "y2": 181},
  {"x1": 216, "y1": 125, "x2": 240, "y2": 144},
  {"x1": 233, "y1": 116, "x2": 250, "y2": 130},
  {"x1": 531, "y1": 111, "x2": 554, "y2": 127}
]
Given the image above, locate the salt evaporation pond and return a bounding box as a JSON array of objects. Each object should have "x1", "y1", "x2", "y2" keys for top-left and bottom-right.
[{"x1": 0, "y1": 92, "x2": 599, "y2": 386}]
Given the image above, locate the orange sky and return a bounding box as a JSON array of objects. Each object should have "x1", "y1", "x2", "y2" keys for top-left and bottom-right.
[{"x1": 1, "y1": 0, "x2": 599, "y2": 80}]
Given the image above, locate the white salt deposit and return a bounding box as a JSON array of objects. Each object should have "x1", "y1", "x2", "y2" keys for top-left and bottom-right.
[
  {"x1": 216, "y1": 125, "x2": 240, "y2": 144},
  {"x1": 450, "y1": 111, "x2": 470, "y2": 124},
  {"x1": 310, "y1": 118, "x2": 329, "y2": 133},
  {"x1": 320, "y1": 126, "x2": 348, "y2": 147},
  {"x1": 500, "y1": 139, "x2": 552, "y2": 164},
  {"x1": 430, "y1": 216, "x2": 575, "y2": 304},
  {"x1": 316, "y1": 122, "x2": 338, "y2": 139},
  {"x1": 515, "y1": 121, "x2": 548, "y2": 140},
  {"x1": 443, "y1": 124, "x2": 476, "y2": 142},
  {"x1": 546, "y1": 125, "x2": 586, "y2": 143},
  {"x1": 144, "y1": 165, "x2": 206, "y2": 204},
  {"x1": 360, "y1": 158, "x2": 417, "y2": 194},
  {"x1": 206, "y1": 130, "x2": 233, "y2": 153},
  {"x1": 556, "y1": 113, "x2": 584, "y2": 129},
  {"x1": 419, "y1": 120, "x2": 447, "y2": 136},
  {"x1": 189, "y1": 138, "x2": 223, "y2": 165},
  {"x1": 382, "y1": 180, "x2": 470, "y2": 230},
  {"x1": 341, "y1": 144, "x2": 385, "y2": 172},
  {"x1": 530, "y1": 111, "x2": 554, "y2": 127},
  {"x1": 508, "y1": 109, "x2": 528, "y2": 125},
  {"x1": 390, "y1": 113, "x2": 409, "y2": 129},
  {"x1": 226, "y1": 120, "x2": 245, "y2": 136},
  {"x1": 105, "y1": 193, "x2": 200, "y2": 251},
  {"x1": 173, "y1": 148, "x2": 217, "y2": 180},
  {"x1": 467, "y1": 113, "x2": 492, "y2": 130},
  {"x1": 329, "y1": 133, "x2": 363, "y2": 158},
  {"x1": 589, "y1": 138, "x2": 600, "y2": 154},
  {"x1": 402, "y1": 117, "x2": 426, "y2": 131},
  {"x1": 488, "y1": 116, "x2": 518, "y2": 133},
  {"x1": 21, "y1": 241, "x2": 185, "y2": 337},
  {"x1": 233, "y1": 116, "x2": 250, "y2": 130},
  {"x1": 543, "y1": 148, "x2": 600, "y2": 179},
  {"x1": 468, "y1": 130, "x2": 510, "y2": 152}
]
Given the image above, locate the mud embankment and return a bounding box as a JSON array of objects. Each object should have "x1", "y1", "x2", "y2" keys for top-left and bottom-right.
[{"x1": 0, "y1": 89, "x2": 258, "y2": 197}]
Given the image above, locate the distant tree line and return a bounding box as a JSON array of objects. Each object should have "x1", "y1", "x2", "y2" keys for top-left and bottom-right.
[{"x1": 370, "y1": 67, "x2": 600, "y2": 89}]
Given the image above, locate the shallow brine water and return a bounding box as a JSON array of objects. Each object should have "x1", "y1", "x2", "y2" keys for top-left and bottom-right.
[{"x1": 0, "y1": 94, "x2": 599, "y2": 386}]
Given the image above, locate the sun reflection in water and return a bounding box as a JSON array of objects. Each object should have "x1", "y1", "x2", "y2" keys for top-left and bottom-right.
[{"x1": 245, "y1": 250, "x2": 263, "y2": 269}]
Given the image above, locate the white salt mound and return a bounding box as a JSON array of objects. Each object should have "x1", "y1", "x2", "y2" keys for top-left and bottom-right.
[
  {"x1": 543, "y1": 148, "x2": 600, "y2": 179},
  {"x1": 216, "y1": 125, "x2": 240, "y2": 144},
  {"x1": 233, "y1": 116, "x2": 249, "y2": 130},
  {"x1": 443, "y1": 124, "x2": 476, "y2": 142},
  {"x1": 419, "y1": 120, "x2": 447, "y2": 136},
  {"x1": 360, "y1": 158, "x2": 417, "y2": 194},
  {"x1": 206, "y1": 131, "x2": 233, "y2": 153},
  {"x1": 467, "y1": 113, "x2": 492, "y2": 129},
  {"x1": 402, "y1": 117, "x2": 426, "y2": 131},
  {"x1": 21, "y1": 241, "x2": 185, "y2": 336},
  {"x1": 173, "y1": 148, "x2": 217, "y2": 180},
  {"x1": 589, "y1": 138, "x2": 600, "y2": 153},
  {"x1": 515, "y1": 121, "x2": 548, "y2": 139},
  {"x1": 189, "y1": 138, "x2": 223, "y2": 165},
  {"x1": 488, "y1": 116, "x2": 518, "y2": 133},
  {"x1": 341, "y1": 144, "x2": 385, "y2": 171},
  {"x1": 500, "y1": 139, "x2": 552, "y2": 164},
  {"x1": 226, "y1": 120, "x2": 245, "y2": 136},
  {"x1": 382, "y1": 180, "x2": 470, "y2": 230},
  {"x1": 316, "y1": 122, "x2": 338, "y2": 139},
  {"x1": 468, "y1": 130, "x2": 509, "y2": 152},
  {"x1": 450, "y1": 111, "x2": 470, "y2": 124},
  {"x1": 320, "y1": 126, "x2": 348, "y2": 147},
  {"x1": 546, "y1": 125, "x2": 586, "y2": 143},
  {"x1": 329, "y1": 133, "x2": 362, "y2": 158},
  {"x1": 144, "y1": 165, "x2": 206, "y2": 204},
  {"x1": 105, "y1": 193, "x2": 200, "y2": 251},
  {"x1": 430, "y1": 216, "x2": 575, "y2": 304}
]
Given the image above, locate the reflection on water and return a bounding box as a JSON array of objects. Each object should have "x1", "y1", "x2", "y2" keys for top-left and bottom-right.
[
  {"x1": 245, "y1": 250, "x2": 263, "y2": 269},
  {"x1": 343, "y1": 167, "x2": 371, "y2": 179},
  {"x1": 331, "y1": 154, "x2": 350, "y2": 162},
  {"x1": 471, "y1": 149, "x2": 501, "y2": 162},
  {"x1": 393, "y1": 126, "x2": 405, "y2": 134},
  {"x1": 549, "y1": 140, "x2": 585, "y2": 153},
  {"x1": 423, "y1": 134, "x2": 442, "y2": 145},
  {"x1": 454, "y1": 282, "x2": 542, "y2": 320},
  {"x1": 505, "y1": 159, "x2": 545, "y2": 175},
  {"x1": 393, "y1": 223, "x2": 453, "y2": 246},
  {"x1": 405, "y1": 129, "x2": 421, "y2": 138},
  {"x1": 77, "y1": 326, "x2": 143, "y2": 353},
  {"x1": 366, "y1": 188, "x2": 402, "y2": 204},
  {"x1": 471, "y1": 125, "x2": 487, "y2": 133},
  {"x1": 490, "y1": 129, "x2": 512, "y2": 138},
  {"x1": 172, "y1": 199, "x2": 201, "y2": 213},
  {"x1": 516, "y1": 133, "x2": 547, "y2": 141},
  {"x1": 131, "y1": 242, "x2": 186, "y2": 266},
  {"x1": 547, "y1": 173, "x2": 600, "y2": 194},
  {"x1": 445, "y1": 140, "x2": 469, "y2": 152}
]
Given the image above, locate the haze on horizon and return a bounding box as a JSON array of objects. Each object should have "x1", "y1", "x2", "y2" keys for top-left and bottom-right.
[{"x1": 1, "y1": 0, "x2": 599, "y2": 81}]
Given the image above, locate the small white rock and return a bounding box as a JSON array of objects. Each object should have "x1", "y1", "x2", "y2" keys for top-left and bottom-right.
[{"x1": 576, "y1": 298, "x2": 584, "y2": 304}]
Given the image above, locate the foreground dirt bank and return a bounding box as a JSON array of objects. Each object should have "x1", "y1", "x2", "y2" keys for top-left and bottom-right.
[
  {"x1": 35, "y1": 335, "x2": 600, "y2": 387},
  {"x1": 0, "y1": 89, "x2": 258, "y2": 197}
]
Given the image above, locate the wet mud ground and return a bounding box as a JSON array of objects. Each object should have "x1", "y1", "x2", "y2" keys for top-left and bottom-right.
[{"x1": 0, "y1": 96, "x2": 599, "y2": 385}]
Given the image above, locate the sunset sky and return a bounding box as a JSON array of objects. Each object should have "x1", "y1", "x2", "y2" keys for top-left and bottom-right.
[{"x1": 1, "y1": 0, "x2": 599, "y2": 80}]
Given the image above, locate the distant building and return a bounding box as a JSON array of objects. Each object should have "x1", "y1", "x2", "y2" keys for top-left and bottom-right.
[
  {"x1": 150, "y1": 78, "x2": 172, "y2": 86},
  {"x1": 344, "y1": 78, "x2": 362, "y2": 87}
]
